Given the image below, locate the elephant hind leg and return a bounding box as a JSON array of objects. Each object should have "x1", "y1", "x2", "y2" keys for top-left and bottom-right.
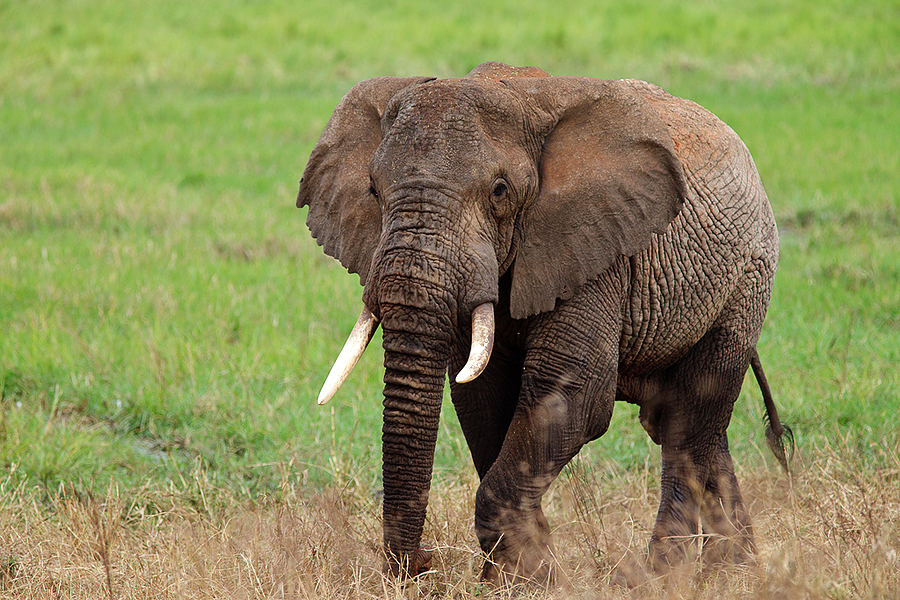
[
  {"x1": 699, "y1": 433, "x2": 755, "y2": 565},
  {"x1": 648, "y1": 325, "x2": 756, "y2": 572}
]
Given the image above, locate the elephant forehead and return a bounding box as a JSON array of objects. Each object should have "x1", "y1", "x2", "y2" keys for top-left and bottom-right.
[
  {"x1": 375, "y1": 80, "x2": 531, "y2": 181},
  {"x1": 386, "y1": 80, "x2": 527, "y2": 141}
]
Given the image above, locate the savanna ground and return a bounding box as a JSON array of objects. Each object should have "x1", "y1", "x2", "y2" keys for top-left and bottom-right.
[{"x1": 1, "y1": 0, "x2": 898, "y2": 597}]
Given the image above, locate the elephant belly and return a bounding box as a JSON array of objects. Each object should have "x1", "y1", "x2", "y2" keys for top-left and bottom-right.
[{"x1": 617, "y1": 194, "x2": 766, "y2": 375}]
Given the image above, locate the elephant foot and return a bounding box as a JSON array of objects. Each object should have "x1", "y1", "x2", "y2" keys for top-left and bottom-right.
[
  {"x1": 480, "y1": 546, "x2": 554, "y2": 588},
  {"x1": 477, "y1": 508, "x2": 555, "y2": 587},
  {"x1": 699, "y1": 530, "x2": 755, "y2": 568},
  {"x1": 648, "y1": 522, "x2": 755, "y2": 575},
  {"x1": 699, "y1": 480, "x2": 756, "y2": 567},
  {"x1": 648, "y1": 533, "x2": 699, "y2": 574},
  {"x1": 383, "y1": 546, "x2": 434, "y2": 579}
]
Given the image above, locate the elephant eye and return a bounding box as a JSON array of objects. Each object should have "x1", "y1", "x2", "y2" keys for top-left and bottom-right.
[
  {"x1": 491, "y1": 181, "x2": 508, "y2": 199},
  {"x1": 368, "y1": 183, "x2": 378, "y2": 198}
]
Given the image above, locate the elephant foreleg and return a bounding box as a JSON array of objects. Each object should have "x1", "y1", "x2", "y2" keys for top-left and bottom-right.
[
  {"x1": 476, "y1": 372, "x2": 615, "y2": 585},
  {"x1": 474, "y1": 277, "x2": 623, "y2": 585}
]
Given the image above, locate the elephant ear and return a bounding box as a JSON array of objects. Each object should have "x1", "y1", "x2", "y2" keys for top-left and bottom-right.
[
  {"x1": 505, "y1": 77, "x2": 689, "y2": 319},
  {"x1": 297, "y1": 76, "x2": 434, "y2": 284}
]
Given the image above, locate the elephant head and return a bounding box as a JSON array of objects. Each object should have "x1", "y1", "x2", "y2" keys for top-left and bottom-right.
[{"x1": 296, "y1": 62, "x2": 689, "y2": 576}]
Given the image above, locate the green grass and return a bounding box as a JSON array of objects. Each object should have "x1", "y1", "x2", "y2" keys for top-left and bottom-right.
[{"x1": 1, "y1": 0, "x2": 898, "y2": 504}]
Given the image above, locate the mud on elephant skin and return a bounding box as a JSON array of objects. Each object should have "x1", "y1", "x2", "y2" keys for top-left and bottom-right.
[{"x1": 295, "y1": 61, "x2": 791, "y2": 583}]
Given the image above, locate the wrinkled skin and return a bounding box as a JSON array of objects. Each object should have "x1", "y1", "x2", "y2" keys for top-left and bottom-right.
[{"x1": 297, "y1": 62, "x2": 778, "y2": 583}]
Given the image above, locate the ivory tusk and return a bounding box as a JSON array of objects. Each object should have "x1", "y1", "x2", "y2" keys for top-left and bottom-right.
[
  {"x1": 455, "y1": 303, "x2": 495, "y2": 384},
  {"x1": 317, "y1": 306, "x2": 379, "y2": 405}
]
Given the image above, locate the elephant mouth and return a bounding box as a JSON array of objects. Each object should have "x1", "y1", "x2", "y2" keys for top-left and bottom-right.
[{"x1": 315, "y1": 302, "x2": 495, "y2": 405}]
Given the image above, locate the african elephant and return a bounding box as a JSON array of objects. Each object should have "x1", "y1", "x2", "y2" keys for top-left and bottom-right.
[{"x1": 296, "y1": 61, "x2": 790, "y2": 583}]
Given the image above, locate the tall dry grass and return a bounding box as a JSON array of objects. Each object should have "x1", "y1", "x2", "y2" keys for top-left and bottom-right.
[{"x1": 1, "y1": 439, "x2": 897, "y2": 599}]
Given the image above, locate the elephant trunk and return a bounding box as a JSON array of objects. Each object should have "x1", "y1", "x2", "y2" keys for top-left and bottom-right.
[
  {"x1": 373, "y1": 250, "x2": 455, "y2": 576},
  {"x1": 380, "y1": 313, "x2": 449, "y2": 574},
  {"x1": 380, "y1": 273, "x2": 451, "y2": 576},
  {"x1": 347, "y1": 190, "x2": 498, "y2": 576}
]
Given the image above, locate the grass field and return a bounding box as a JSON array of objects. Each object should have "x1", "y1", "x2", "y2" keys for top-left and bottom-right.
[{"x1": 1, "y1": 0, "x2": 898, "y2": 597}]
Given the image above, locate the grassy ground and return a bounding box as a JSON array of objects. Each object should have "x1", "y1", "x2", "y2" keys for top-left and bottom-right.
[
  {"x1": 1, "y1": 0, "x2": 898, "y2": 597},
  {"x1": 1, "y1": 443, "x2": 897, "y2": 598}
]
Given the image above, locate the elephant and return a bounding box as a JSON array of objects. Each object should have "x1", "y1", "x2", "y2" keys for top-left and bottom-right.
[{"x1": 296, "y1": 61, "x2": 791, "y2": 583}]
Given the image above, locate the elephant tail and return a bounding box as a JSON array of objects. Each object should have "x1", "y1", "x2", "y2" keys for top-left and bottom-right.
[{"x1": 750, "y1": 349, "x2": 794, "y2": 473}]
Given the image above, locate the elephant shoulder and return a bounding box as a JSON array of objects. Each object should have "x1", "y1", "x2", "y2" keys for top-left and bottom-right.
[
  {"x1": 618, "y1": 79, "x2": 749, "y2": 164},
  {"x1": 619, "y1": 79, "x2": 766, "y2": 215}
]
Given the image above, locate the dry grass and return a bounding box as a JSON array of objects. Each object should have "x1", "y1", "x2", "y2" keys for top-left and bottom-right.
[{"x1": 1, "y1": 440, "x2": 897, "y2": 600}]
